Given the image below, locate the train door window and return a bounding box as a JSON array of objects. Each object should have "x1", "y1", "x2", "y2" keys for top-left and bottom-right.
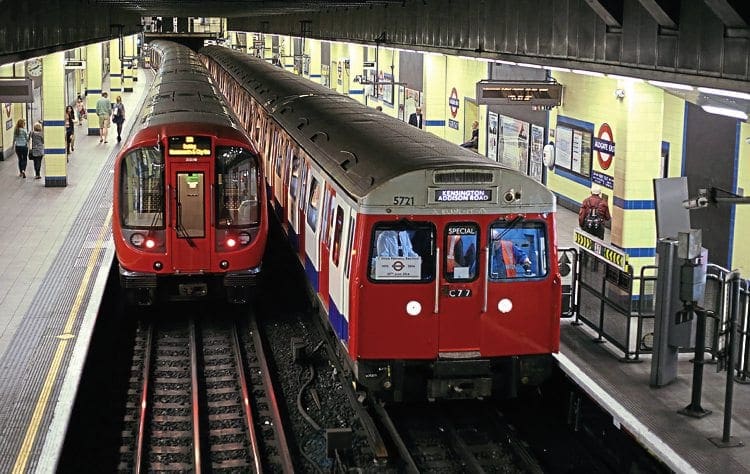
[
  {"x1": 120, "y1": 147, "x2": 165, "y2": 228},
  {"x1": 488, "y1": 221, "x2": 548, "y2": 280},
  {"x1": 321, "y1": 188, "x2": 333, "y2": 246},
  {"x1": 445, "y1": 223, "x2": 479, "y2": 282},
  {"x1": 344, "y1": 215, "x2": 356, "y2": 278},
  {"x1": 306, "y1": 177, "x2": 322, "y2": 232},
  {"x1": 215, "y1": 147, "x2": 260, "y2": 227},
  {"x1": 298, "y1": 161, "x2": 308, "y2": 211},
  {"x1": 289, "y1": 154, "x2": 301, "y2": 204},
  {"x1": 332, "y1": 205, "x2": 345, "y2": 266},
  {"x1": 176, "y1": 172, "x2": 205, "y2": 238},
  {"x1": 368, "y1": 222, "x2": 435, "y2": 282},
  {"x1": 275, "y1": 136, "x2": 284, "y2": 178}
]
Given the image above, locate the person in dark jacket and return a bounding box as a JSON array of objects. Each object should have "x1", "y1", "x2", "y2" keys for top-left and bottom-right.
[
  {"x1": 13, "y1": 119, "x2": 29, "y2": 178},
  {"x1": 408, "y1": 106, "x2": 423, "y2": 128},
  {"x1": 29, "y1": 122, "x2": 44, "y2": 179},
  {"x1": 112, "y1": 95, "x2": 126, "y2": 142},
  {"x1": 460, "y1": 120, "x2": 479, "y2": 150},
  {"x1": 64, "y1": 105, "x2": 75, "y2": 157},
  {"x1": 578, "y1": 184, "x2": 611, "y2": 239}
]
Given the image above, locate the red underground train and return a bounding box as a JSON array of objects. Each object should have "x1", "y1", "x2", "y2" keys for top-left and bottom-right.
[
  {"x1": 112, "y1": 41, "x2": 268, "y2": 305},
  {"x1": 201, "y1": 45, "x2": 561, "y2": 401}
]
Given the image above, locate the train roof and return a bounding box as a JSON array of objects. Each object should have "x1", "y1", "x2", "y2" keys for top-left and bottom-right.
[{"x1": 200, "y1": 46, "x2": 554, "y2": 210}]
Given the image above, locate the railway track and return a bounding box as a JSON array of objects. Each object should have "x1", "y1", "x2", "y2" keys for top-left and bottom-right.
[
  {"x1": 375, "y1": 399, "x2": 543, "y2": 473},
  {"x1": 117, "y1": 314, "x2": 293, "y2": 472}
]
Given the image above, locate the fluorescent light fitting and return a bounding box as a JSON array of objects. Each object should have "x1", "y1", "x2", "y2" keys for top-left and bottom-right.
[
  {"x1": 496, "y1": 60, "x2": 517, "y2": 65},
  {"x1": 697, "y1": 87, "x2": 750, "y2": 101},
  {"x1": 701, "y1": 105, "x2": 748, "y2": 120},
  {"x1": 647, "y1": 80, "x2": 693, "y2": 90},
  {"x1": 546, "y1": 66, "x2": 572, "y2": 72},
  {"x1": 572, "y1": 69, "x2": 605, "y2": 77},
  {"x1": 607, "y1": 74, "x2": 643, "y2": 82},
  {"x1": 516, "y1": 62, "x2": 543, "y2": 69}
]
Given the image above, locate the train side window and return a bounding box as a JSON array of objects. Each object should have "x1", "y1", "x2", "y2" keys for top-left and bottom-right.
[
  {"x1": 120, "y1": 147, "x2": 165, "y2": 228},
  {"x1": 289, "y1": 154, "x2": 301, "y2": 202},
  {"x1": 215, "y1": 147, "x2": 260, "y2": 227},
  {"x1": 368, "y1": 222, "x2": 435, "y2": 282},
  {"x1": 488, "y1": 221, "x2": 548, "y2": 280},
  {"x1": 332, "y1": 205, "x2": 345, "y2": 266},
  {"x1": 445, "y1": 223, "x2": 479, "y2": 282},
  {"x1": 306, "y1": 177, "x2": 322, "y2": 232}
]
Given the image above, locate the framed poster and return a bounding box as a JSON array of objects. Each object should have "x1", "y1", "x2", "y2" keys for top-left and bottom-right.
[
  {"x1": 555, "y1": 126, "x2": 572, "y2": 169},
  {"x1": 499, "y1": 115, "x2": 530, "y2": 174},
  {"x1": 382, "y1": 73, "x2": 394, "y2": 105},
  {"x1": 487, "y1": 112, "x2": 498, "y2": 161},
  {"x1": 529, "y1": 124, "x2": 544, "y2": 182},
  {"x1": 554, "y1": 120, "x2": 593, "y2": 178}
]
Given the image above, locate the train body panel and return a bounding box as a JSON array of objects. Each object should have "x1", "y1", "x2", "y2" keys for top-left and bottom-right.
[
  {"x1": 200, "y1": 45, "x2": 561, "y2": 400},
  {"x1": 113, "y1": 41, "x2": 268, "y2": 305}
]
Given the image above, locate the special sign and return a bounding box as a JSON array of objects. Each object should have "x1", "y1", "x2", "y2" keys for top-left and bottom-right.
[
  {"x1": 592, "y1": 123, "x2": 615, "y2": 170},
  {"x1": 574, "y1": 229, "x2": 628, "y2": 270}
]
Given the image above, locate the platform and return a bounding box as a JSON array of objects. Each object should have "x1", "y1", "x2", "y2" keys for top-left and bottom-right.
[
  {"x1": 555, "y1": 205, "x2": 750, "y2": 473},
  {"x1": 0, "y1": 69, "x2": 151, "y2": 472}
]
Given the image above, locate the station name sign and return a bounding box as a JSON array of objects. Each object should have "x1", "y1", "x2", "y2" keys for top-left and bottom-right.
[
  {"x1": 168, "y1": 136, "x2": 211, "y2": 156},
  {"x1": 476, "y1": 80, "x2": 562, "y2": 107}
]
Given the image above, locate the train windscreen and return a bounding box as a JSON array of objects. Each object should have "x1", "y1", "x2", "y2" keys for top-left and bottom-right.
[
  {"x1": 216, "y1": 147, "x2": 260, "y2": 227},
  {"x1": 488, "y1": 221, "x2": 548, "y2": 279},
  {"x1": 120, "y1": 147, "x2": 165, "y2": 228}
]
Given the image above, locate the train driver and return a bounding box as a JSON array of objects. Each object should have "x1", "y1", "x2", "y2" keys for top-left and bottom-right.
[{"x1": 490, "y1": 235, "x2": 532, "y2": 278}]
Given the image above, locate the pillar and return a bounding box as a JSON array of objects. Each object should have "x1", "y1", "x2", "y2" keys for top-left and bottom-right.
[
  {"x1": 85, "y1": 43, "x2": 103, "y2": 136},
  {"x1": 109, "y1": 38, "x2": 122, "y2": 95},
  {"x1": 42, "y1": 51, "x2": 67, "y2": 187},
  {"x1": 123, "y1": 34, "x2": 135, "y2": 92}
]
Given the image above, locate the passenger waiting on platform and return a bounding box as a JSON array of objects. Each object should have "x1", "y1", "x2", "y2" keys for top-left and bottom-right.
[
  {"x1": 96, "y1": 91, "x2": 112, "y2": 143},
  {"x1": 579, "y1": 184, "x2": 611, "y2": 240},
  {"x1": 460, "y1": 120, "x2": 479, "y2": 150},
  {"x1": 76, "y1": 96, "x2": 87, "y2": 126},
  {"x1": 112, "y1": 95, "x2": 126, "y2": 142},
  {"x1": 408, "y1": 107, "x2": 423, "y2": 129},
  {"x1": 29, "y1": 122, "x2": 44, "y2": 180},
  {"x1": 64, "y1": 105, "x2": 75, "y2": 157},
  {"x1": 13, "y1": 119, "x2": 29, "y2": 178}
]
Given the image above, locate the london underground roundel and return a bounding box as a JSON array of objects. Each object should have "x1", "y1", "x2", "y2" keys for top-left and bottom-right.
[
  {"x1": 449, "y1": 88, "x2": 460, "y2": 118},
  {"x1": 596, "y1": 123, "x2": 615, "y2": 170}
]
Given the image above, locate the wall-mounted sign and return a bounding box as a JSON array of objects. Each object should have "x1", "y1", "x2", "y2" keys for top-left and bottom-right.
[
  {"x1": 448, "y1": 87, "x2": 460, "y2": 117},
  {"x1": 593, "y1": 122, "x2": 615, "y2": 170},
  {"x1": 363, "y1": 62, "x2": 375, "y2": 68},
  {"x1": 64, "y1": 60, "x2": 86, "y2": 69},
  {"x1": 476, "y1": 80, "x2": 563, "y2": 107},
  {"x1": 0, "y1": 79, "x2": 33, "y2": 102},
  {"x1": 448, "y1": 119, "x2": 459, "y2": 130}
]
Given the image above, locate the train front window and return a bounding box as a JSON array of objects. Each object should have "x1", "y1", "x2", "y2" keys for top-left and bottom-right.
[
  {"x1": 216, "y1": 147, "x2": 260, "y2": 227},
  {"x1": 368, "y1": 222, "x2": 435, "y2": 282},
  {"x1": 488, "y1": 221, "x2": 548, "y2": 280},
  {"x1": 445, "y1": 223, "x2": 479, "y2": 282},
  {"x1": 120, "y1": 147, "x2": 164, "y2": 228}
]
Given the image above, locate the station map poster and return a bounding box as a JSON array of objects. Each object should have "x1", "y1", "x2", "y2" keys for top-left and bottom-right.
[{"x1": 487, "y1": 112, "x2": 498, "y2": 161}]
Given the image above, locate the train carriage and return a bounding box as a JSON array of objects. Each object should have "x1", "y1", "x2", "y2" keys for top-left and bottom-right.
[
  {"x1": 201, "y1": 45, "x2": 561, "y2": 401},
  {"x1": 113, "y1": 41, "x2": 268, "y2": 305}
]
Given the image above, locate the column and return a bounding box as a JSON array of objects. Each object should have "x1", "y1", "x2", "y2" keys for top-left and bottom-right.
[
  {"x1": 123, "y1": 34, "x2": 135, "y2": 92},
  {"x1": 423, "y1": 53, "x2": 447, "y2": 138},
  {"x1": 308, "y1": 40, "x2": 321, "y2": 83},
  {"x1": 42, "y1": 51, "x2": 67, "y2": 187},
  {"x1": 85, "y1": 43, "x2": 103, "y2": 136},
  {"x1": 110, "y1": 38, "x2": 122, "y2": 95}
]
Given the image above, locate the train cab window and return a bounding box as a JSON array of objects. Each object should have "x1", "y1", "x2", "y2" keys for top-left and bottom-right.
[
  {"x1": 488, "y1": 221, "x2": 548, "y2": 280},
  {"x1": 120, "y1": 147, "x2": 165, "y2": 228},
  {"x1": 215, "y1": 147, "x2": 260, "y2": 227},
  {"x1": 368, "y1": 222, "x2": 435, "y2": 282},
  {"x1": 445, "y1": 224, "x2": 479, "y2": 282},
  {"x1": 306, "y1": 177, "x2": 322, "y2": 232}
]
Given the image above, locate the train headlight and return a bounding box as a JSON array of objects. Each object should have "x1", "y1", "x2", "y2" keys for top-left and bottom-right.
[
  {"x1": 220, "y1": 260, "x2": 229, "y2": 269},
  {"x1": 130, "y1": 233, "x2": 146, "y2": 247},
  {"x1": 498, "y1": 298, "x2": 513, "y2": 314},
  {"x1": 145, "y1": 238, "x2": 156, "y2": 249},
  {"x1": 406, "y1": 300, "x2": 422, "y2": 316},
  {"x1": 238, "y1": 232, "x2": 251, "y2": 245},
  {"x1": 226, "y1": 237, "x2": 237, "y2": 248}
]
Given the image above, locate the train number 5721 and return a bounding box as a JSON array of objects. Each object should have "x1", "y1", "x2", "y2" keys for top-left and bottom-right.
[{"x1": 393, "y1": 196, "x2": 414, "y2": 206}]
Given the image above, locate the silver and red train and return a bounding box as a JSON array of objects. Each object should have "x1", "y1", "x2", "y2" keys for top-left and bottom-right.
[
  {"x1": 112, "y1": 41, "x2": 268, "y2": 305},
  {"x1": 200, "y1": 45, "x2": 561, "y2": 401}
]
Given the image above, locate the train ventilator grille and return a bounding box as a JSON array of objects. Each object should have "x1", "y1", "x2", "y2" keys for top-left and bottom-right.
[{"x1": 434, "y1": 170, "x2": 494, "y2": 184}]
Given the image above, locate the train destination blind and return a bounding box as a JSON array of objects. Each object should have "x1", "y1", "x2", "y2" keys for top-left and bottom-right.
[
  {"x1": 168, "y1": 136, "x2": 212, "y2": 156},
  {"x1": 434, "y1": 189, "x2": 493, "y2": 202}
]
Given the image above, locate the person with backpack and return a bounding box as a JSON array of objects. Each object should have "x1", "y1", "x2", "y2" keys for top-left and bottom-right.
[{"x1": 579, "y1": 184, "x2": 611, "y2": 240}]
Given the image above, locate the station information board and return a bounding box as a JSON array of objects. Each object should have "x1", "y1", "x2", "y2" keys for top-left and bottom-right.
[{"x1": 476, "y1": 80, "x2": 563, "y2": 107}]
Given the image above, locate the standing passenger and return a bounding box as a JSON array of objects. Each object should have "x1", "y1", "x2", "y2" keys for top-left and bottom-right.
[
  {"x1": 13, "y1": 119, "x2": 29, "y2": 178},
  {"x1": 579, "y1": 184, "x2": 611, "y2": 240},
  {"x1": 76, "y1": 96, "x2": 87, "y2": 126},
  {"x1": 408, "y1": 107, "x2": 423, "y2": 129},
  {"x1": 112, "y1": 95, "x2": 126, "y2": 142},
  {"x1": 29, "y1": 122, "x2": 44, "y2": 179},
  {"x1": 64, "y1": 105, "x2": 75, "y2": 157},
  {"x1": 96, "y1": 91, "x2": 112, "y2": 143}
]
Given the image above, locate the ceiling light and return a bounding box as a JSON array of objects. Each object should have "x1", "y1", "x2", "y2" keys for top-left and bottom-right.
[
  {"x1": 697, "y1": 87, "x2": 750, "y2": 101},
  {"x1": 547, "y1": 66, "x2": 571, "y2": 72},
  {"x1": 701, "y1": 105, "x2": 748, "y2": 120},
  {"x1": 647, "y1": 80, "x2": 693, "y2": 90},
  {"x1": 496, "y1": 60, "x2": 517, "y2": 65},
  {"x1": 607, "y1": 74, "x2": 643, "y2": 82},
  {"x1": 516, "y1": 62, "x2": 542, "y2": 69},
  {"x1": 572, "y1": 69, "x2": 605, "y2": 77}
]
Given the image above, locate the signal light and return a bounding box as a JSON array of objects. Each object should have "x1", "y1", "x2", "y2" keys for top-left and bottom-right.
[
  {"x1": 145, "y1": 239, "x2": 156, "y2": 249},
  {"x1": 226, "y1": 238, "x2": 237, "y2": 248}
]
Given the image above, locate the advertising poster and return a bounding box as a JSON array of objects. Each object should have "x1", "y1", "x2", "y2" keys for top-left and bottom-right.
[
  {"x1": 572, "y1": 129, "x2": 583, "y2": 174},
  {"x1": 487, "y1": 112, "x2": 498, "y2": 161},
  {"x1": 529, "y1": 124, "x2": 544, "y2": 182},
  {"x1": 499, "y1": 116, "x2": 530, "y2": 174},
  {"x1": 555, "y1": 126, "x2": 573, "y2": 169}
]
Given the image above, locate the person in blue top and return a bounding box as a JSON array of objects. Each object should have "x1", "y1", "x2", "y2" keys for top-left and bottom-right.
[
  {"x1": 490, "y1": 238, "x2": 531, "y2": 278},
  {"x1": 13, "y1": 119, "x2": 29, "y2": 178}
]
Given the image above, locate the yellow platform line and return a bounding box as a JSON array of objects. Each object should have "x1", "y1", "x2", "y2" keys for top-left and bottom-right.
[{"x1": 13, "y1": 209, "x2": 112, "y2": 474}]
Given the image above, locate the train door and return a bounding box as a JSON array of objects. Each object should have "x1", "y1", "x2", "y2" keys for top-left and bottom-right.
[
  {"x1": 438, "y1": 222, "x2": 483, "y2": 352},
  {"x1": 317, "y1": 184, "x2": 335, "y2": 311},
  {"x1": 328, "y1": 202, "x2": 355, "y2": 342},
  {"x1": 286, "y1": 148, "x2": 301, "y2": 250},
  {"x1": 169, "y1": 162, "x2": 212, "y2": 271},
  {"x1": 303, "y1": 170, "x2": 324, "y2": 291}
]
